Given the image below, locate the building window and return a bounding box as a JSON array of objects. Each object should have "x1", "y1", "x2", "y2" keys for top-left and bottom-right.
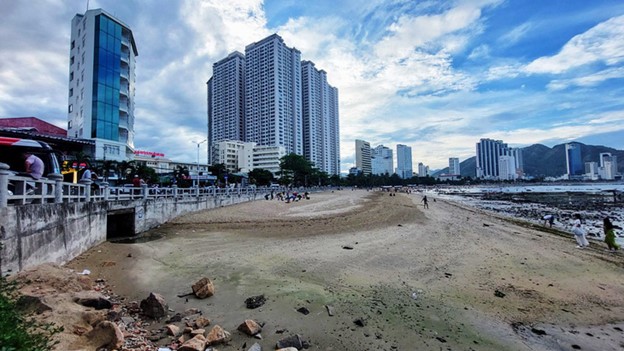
[
  {"x1": 70, "y1": 72, "x2": 74, "y2": 81},
  {"x1": 68, "y1": 104, "x2": 73, "y2": 113},
  {"x1": 69, "y1": 88, "x2": 73, "y2": 97},
  {"x1": 68, "y1": 121, "x2": 72, "y2": 129},
  {"x1": 70, "y1": 56, "x2": 74, "y2": 65},
  {"x1": 71, "y1": 40, "x2": 75, "y2": 49}
]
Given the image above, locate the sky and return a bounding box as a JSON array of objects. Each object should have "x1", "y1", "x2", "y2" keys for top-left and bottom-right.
[{"x1": 1, "y1": 0, "x2": 624, "y2": 172}]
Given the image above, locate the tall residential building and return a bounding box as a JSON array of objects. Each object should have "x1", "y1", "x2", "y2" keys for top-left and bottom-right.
[
  {"x1": 475, "y1": 138, "x2": 522, "y2": 180},
  {"x1": 396, "y1": 144, "x2": 413, "y2": 179},
  {"x1": 476, "y1": 139, "x2": 507, "y2": 179},
  {"x1": 448, "y1": 157, "x2": 460, "y2": 176},
  {"x1": 371, "y1": 145, "x2": 393, "y2": 175},
  {"x1": 498, "y1": 155, "x2": 517, "y2": 180},
  {"x1": 214, "y1": 140, "x2": 285, "y2": 175},
  {"x1": 208, "y1": 34, "x2": 340, "y2": 175},
  {"x1": 599, "y1": 153, "x2": 618, "y2": 180},
  {"x1": 565, "y1": 142, "x2": 583, "y2": 179},
  {"x1": 418, "y1": 162, "x2": 428, "y2": 177},
  {"x1": 244, "y1": 34, "x2": 303, "y2": 155},
  {"x1": 67, "y1": 9, "x2": 138, "y2": 161},
  {"x1": 301, "y1": 61, "x2": 340, "y2": 175},
  {"x1": 207, "y1": 51, "x2": 245, "y2": 164},
  {"x1": 355, "y1": 139, "x2": 372, "y2": 175}
]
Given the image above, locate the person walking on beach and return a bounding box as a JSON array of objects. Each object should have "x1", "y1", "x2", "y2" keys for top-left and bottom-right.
[
  {"x1": 542, "y1": 214, "x2": 555, "y2": 228},
  {"x1": 421, "y1": 196, "x2": 429, "y2": 209},
  {"x1": 603, "y1": 217, "x2": 621, "y2": 252},
  {"x1": 571, "y1": 214, "x2": 589, "y2": 249}
]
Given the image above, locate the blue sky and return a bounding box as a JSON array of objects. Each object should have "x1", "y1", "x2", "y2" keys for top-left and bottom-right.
[{"x1": 1, "y1": 0, "x2": 623, "y2": 172}]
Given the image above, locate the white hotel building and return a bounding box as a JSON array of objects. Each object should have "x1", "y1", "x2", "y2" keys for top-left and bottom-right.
[{"x1": 67, "y1": 8, "x2": 138, "y2": 162}]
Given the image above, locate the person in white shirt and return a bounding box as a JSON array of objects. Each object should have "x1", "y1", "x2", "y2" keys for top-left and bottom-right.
[{"x1": 22, "y1": 152, "x2": 44, "y2": 179}]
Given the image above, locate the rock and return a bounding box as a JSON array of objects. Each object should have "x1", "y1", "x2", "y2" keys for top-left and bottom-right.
[
  {"x1": 178, "y1": 334, "x2": 206, "y2": 351},
  {"x1": 15, "y1": 295, "x2": 52, "y2": 314},
  {"x1": 192, "y1": 277, "x2": 215, "y2": 299},
  {"x1": 342, "y1": 245, "x2": 354, "y2": 250},
  {"x1": 75, "y1": 296, "x2": 113, "y2": 310},
  {"x1": 190, "y1": 328, "x2": 205, "y2": 336},
  {"x1": 277, "y1": 348, "x2": 299, "y2": 351},
  {"x1": 436, "y1": 336, "x2": 447, "y2": 343},
  {"x1": 194, "y1": 316, "x2": 211, "y2": 328},
  {"x1": 206, "y1": 325, "x2": 231, "y2": 345},
  {"x1": 325, "y1": 305, "x2": 335, "y2": 316},
  {"x1": 531, "y1": 327, "x2": 547, "y2": 335},
  {"x1": 247, "y1": 342, "x2": 262, "y2": 351},
  {"x1": 354, "y1": 317, "x2": 367, "y2": 327},
  {"x1": 166, "y1": 313, "x2": 183, "y2": 323},
  {"x1": 276, "y1": 334, "x2": 303, "y2": 349},
  {"x1": 166, "y1": 324, "x2": 180, "y2": 336},
  {"x1": 494, "y1": 290, "x2": 506, "y2": 298},
  {"x1": 254, "y1": 333, "x2": 263, "y2": 339},
  {"x1": 120, "y1": 316, "x2": 135, "y2": 325},
  {"x1": 140, "y1": 292, "x2": 168, "y2": 319},
  {"x1": 238, "y1": 319, "x2": 262, "y2": 336},
  {"x1": 85, "y1": 320, "x2": 124, "y2": 350},
  {"x1": 82, "y1": 310, "x2": 106, "y2": 326},
  {"x1": 296, "y1": 307, "x2": 310, "y2": 315},
  {"x1": 245, "y1": 294, "x2": 266, "y2": 309}
]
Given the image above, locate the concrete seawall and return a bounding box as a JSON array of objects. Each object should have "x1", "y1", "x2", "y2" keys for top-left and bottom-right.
[{"x1": 0, "y1": 192, "x2": 261, "y2": 275}]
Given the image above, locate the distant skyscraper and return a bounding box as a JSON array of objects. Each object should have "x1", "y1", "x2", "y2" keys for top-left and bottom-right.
[
  {"x1": 498, "y1": 155, "x2": 517, "y2": 180},
  {"x1": 207, "y1": 51, "x2": 245, "y2": 164},
  {"x1": 565, "y1": 142, "x2": 583, "y2": 178},
  {"x1": 396, "y1": 144, "x2": 413, "y2": 179},
  {"x1": 67, "y1": 8, "x2": 138, "y2": 161},
  {"x1": 371, "y1": 145, "x2": 393, "y2": 175},
  {"x1": 599, "y1": 152, "x2": 617, "y2": 180},
  {"x1": 301, "y1": 60, "x2": 340, "y2": 175},
  {"x1": 476, "y1": 139, "x2": 507, "y2": 179},
  {"x1": 244, "y1": 34, "x2": 303, "y2": 155},
  {"x1": 418, "y1": 162, "x2": 428, "y2": 177},
  {"x1": 355, "y1": 139, "x2": 372, "y2": 175},
  {"x1": 475, "y1": 138, "x2": 522, "y2": 180},
  {"x1": 448, "y1": 157, "x2": 460, "y2": 176}
]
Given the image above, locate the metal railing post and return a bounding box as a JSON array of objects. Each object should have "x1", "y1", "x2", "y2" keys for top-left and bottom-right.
[
  {"x1": 172, "y1": 185, "x2": 178, "y2": 199},
  {"x1": 142, "y1": 183, "x2": 148, "y2": 200},
  {"x1": 48, "y1": 173, "x2": 63, "y2": 204},
  {"x1": 79, "y1": 179, "x2": 92, "y2": 202},
  {"x1": 0, "y1": 163, "x2": 9, "y2": 208}
]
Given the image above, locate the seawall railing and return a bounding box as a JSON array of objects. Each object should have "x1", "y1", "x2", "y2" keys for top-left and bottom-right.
[{"x1": 0, "y1": 162, "x2": 280, "y2": 208}]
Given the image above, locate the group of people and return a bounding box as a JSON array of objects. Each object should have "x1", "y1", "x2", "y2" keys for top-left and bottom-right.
[
  {"x1": 542, "y1": 213, "x2": 621, "y2": 252},
  {"x1": 264, "y1": 190, "x2": 310, "y2": 203}
]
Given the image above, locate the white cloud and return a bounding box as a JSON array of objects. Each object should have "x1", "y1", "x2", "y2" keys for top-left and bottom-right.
[
  {"x1": 547, "y1": 67, "x2": 624, "y2": 90},
  {"x1": 526, "y1": 15, "x2": 624, "y2": 74}
]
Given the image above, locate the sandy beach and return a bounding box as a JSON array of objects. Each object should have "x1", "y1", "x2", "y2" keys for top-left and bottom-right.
[{"x1": 51, "y1": 189, "x2": 624, "y2": 350}]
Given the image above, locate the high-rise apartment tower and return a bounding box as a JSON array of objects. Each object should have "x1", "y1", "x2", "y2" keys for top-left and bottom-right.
[
  {"x1": 67, "y1": 8, "x2": 138, "y2": 161},
  {"x1": 355, "y1": 139, "x2": 372, "y2": 175},
  {"x1": 396, "y1": 144, "x2": 413, "y2": 178},
  {"x1": 244, "y1": 34, "x2": 303, "y2": 155},
  {"x1": 207, "y1": 51, "x2": 245, "y2": 164}
]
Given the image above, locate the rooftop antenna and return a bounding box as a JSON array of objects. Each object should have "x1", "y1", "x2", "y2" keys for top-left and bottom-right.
[{"x1": 86, "y1": 0, "x2": 89, "y2": 11}]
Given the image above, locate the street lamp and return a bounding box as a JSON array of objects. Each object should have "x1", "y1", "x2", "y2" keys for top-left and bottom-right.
[{"x1": 191, "y1": 139, "x2": 207, "y2": 188}]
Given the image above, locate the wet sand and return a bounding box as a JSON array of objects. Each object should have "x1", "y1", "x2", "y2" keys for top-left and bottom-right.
[{"x1": 67, "y1": 189, "x2": 624, "y2": 350}]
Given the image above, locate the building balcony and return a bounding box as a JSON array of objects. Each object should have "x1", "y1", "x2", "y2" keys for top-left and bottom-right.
[{"x1": 121, "y1": 37, "x2": 130, "y2": 47}]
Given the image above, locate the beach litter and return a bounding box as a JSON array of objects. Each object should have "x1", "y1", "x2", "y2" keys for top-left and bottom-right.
[{"x1": 245, "y1": 294, "x2": 266, "y2": 309}]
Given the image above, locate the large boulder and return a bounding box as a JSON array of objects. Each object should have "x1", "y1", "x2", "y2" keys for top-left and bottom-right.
[
  {"x1": 206, "y1": 325, "x2": 231, "y2": 345},
  {"x1": 139, "y1": 292, "x2": 168, "y2": 319},
  {"x1": 192, "y1": 277, "x2": 215, "y2": 299},
  {"x1": 85, "y1": 320, "x2": 124, "y2": 350},
  {"x1": 178, "y1": 334, "x2": 206, "y2": 351}
]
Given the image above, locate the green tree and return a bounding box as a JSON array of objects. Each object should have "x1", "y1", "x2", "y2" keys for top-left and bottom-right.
[
  {"x1": 279, "y1": 153, "x2": 315, "y2": 186},
  {"x1": 248, "y1": 168, "x2": 274, "y2": 186}
]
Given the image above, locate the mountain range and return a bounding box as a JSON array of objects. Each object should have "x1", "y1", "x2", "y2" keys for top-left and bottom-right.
[{"x1": 432, "y1": 143, "x2": 624, "y2": 178}]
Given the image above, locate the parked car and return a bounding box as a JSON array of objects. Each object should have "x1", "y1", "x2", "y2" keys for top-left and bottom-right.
[{"x1": 0, "y1": 137, "x2": 61, "y2": 176}]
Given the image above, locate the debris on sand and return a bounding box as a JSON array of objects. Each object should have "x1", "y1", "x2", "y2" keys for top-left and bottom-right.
[{"x1": 245, "y1": 294, "x2": 266, "y2": 309}]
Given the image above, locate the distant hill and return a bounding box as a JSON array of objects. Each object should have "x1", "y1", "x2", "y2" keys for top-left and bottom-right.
[{"x1": 431, "y1": 143, "x2": 623, "y2": 178}]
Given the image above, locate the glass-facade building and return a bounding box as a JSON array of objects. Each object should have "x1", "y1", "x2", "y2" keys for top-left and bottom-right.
[
  {"x1": 565, "y1": 142, "x2": 583, "y2": 178},
  {"x1": 67, "y1": 9, "x2": 137, "y2": 161}
]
